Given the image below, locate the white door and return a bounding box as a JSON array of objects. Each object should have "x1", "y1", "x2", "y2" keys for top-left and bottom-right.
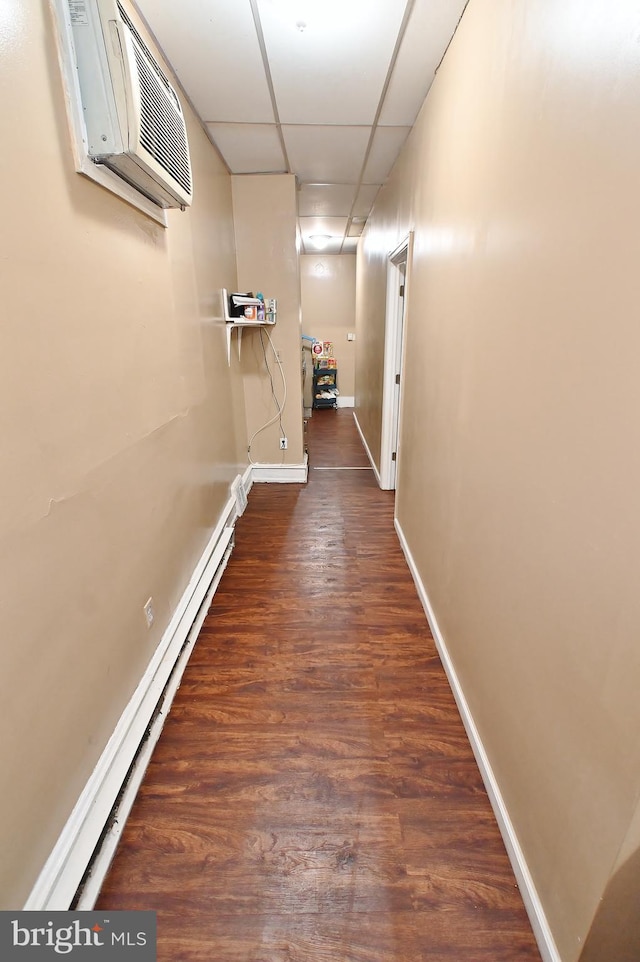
[
  {"x1": 380, "y1": 235, "x2": 411, "y2": 490},
  {"x1": 389, "y1": 262, "x2": 405, "y2": 488}
]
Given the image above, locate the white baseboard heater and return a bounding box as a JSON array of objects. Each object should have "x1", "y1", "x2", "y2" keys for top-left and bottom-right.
[{"x1": 24, "y1": 507, "x2": 238, "y2": 911}]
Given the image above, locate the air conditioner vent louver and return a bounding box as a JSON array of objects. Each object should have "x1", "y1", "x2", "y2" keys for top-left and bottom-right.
[
  {"x1": 116, "y1": 1, "x2": 178, "y2": 109},
  {"x1": 132, "y1": 42, "x2": 192, "y2": 194}
]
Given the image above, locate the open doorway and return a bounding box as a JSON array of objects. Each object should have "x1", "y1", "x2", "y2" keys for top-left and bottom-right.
[{"x1": 380, "y1": 234, "x2": 412, "y2": 490}]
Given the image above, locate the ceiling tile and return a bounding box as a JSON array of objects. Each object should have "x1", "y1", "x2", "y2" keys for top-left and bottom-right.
[
  {"x1": 256, "y1": 0, "x2": 408, "y2": 125},
  {"x1": 342, "y1": 238, "x2": 359, "y2": 253},
  {"x1": 283, "y1": 126, "x2": 370, "y2": 182},
  {"x1": 379, "y1": 0, "x2": 469, "y2": 125},
  {"x1": 298, "y1": 184, "x2": 357, "y2": 217},
  {"x1": 348, "y1": 222, "x2": 364, "y2": 237},
  {"x1": 136, "y1": 0, "x2": 466, "y2": 255},
  {"x1": 353, "y1": 184, "x2": 381, "y2": 218},
  {"x1": 206, "y1": 124, "x2": 286, "y2": 174},
  {"x1": 362, "y1": 126, "x2": 412, "y2": 184},
  {"x1": 136, "y1": 0, "x2": 274, "y2": 123}
]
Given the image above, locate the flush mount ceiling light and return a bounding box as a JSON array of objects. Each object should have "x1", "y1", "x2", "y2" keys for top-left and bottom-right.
[
  {"x1": 267, "y1": 0, "x2": 365, "y2": 31},
  {"x1": 308, "y1": 235, "x2": 332, "y2": 250}
]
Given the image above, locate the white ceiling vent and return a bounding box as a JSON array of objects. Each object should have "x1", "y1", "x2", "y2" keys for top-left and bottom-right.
[{"x1": 68, "y1": 0, "x2": 193, "y2": 210}]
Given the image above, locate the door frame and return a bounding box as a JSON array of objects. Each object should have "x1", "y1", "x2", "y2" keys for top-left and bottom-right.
[{"x1": 380, "y1": 233, "x2": 413, "y2": 490}]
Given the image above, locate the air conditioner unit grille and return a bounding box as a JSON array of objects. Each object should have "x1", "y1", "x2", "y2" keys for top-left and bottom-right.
[
  {"x1": 132, "y1": 42, "x2": 192, "y2": 195},
  {"x1": 68, "y1": 0, "x2": 193, "y2": 210},
  {"x1": 116, "y1": 1, "x2": 178, "y2": 110}
]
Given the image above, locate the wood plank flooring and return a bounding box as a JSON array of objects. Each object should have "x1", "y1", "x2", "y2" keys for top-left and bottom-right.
[{"x1": 96, "y1": 408, "x2": 541, "y2": 961}]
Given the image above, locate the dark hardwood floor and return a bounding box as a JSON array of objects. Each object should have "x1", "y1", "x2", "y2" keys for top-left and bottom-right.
[{"x1": 96, "y1": 408, "x2": 541, "y2": 961}]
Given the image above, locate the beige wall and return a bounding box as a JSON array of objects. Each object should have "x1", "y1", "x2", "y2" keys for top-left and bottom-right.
[
  {"x1": 356, "y1": 1, "x2": 640, "y2": 960},
  {"x1": 580, "y1": 796, "x2": 640, "y2": 962},
  {"x1": 231, "y1": 175, "x2": 304, "y2": 464},
  {"x1": 300, "y1": 254, "x2": 357, "y2": 402},
  {"x1": 354, "y1": 231, "x2": 388, "y2": 464},
  {"x1": 0, "y1": 0, "x2": 245, "y2": 907}
]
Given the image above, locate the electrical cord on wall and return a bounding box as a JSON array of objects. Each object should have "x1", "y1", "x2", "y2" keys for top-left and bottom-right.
[
  {"x1": 260, "y1": 329, "x2": 286, "y2": 440},
  {"x1": 247, "y1": 327, "x2": 287, "y2": 465}
]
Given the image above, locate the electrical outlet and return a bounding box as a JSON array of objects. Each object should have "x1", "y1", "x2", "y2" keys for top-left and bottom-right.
[
  {"x1": 143, "y1": 598, "x2": 154, "y2": 628},
  {"x1": 280, "y1": 437, "x2": 288, "y2": 450}
]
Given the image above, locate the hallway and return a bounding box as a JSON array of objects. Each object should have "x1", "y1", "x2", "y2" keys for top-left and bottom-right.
[{"x1": 96, "y1": 409, "x2": 541, "y2": 961}]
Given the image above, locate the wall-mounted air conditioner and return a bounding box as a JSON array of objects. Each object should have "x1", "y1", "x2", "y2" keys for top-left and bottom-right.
[{"x1": 68, "y1": 0, "x2": 192, "y2": 210}]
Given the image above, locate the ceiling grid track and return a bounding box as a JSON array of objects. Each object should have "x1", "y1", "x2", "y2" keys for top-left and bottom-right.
[
  {"x1": 134, "y1": 0, "x2": 471, "y2": 254},
  {"x1": 340, "y1": 0, "x2": 417, "y2": 253},
  {"x1": 249, "y1": 0, "x2": 291, "y2": 173}
]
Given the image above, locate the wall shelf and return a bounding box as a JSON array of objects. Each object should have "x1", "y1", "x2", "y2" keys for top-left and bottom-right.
[{"x1": 222, "y1": 288, "x2": 277, "y2": 364}]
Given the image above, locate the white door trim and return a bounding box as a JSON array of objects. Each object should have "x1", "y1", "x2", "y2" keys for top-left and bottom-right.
[{"x1": 380, "y1": 233, "x2": 413, "y2": 490}]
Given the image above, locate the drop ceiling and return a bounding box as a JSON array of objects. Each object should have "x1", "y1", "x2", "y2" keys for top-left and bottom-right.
[{"x1": 135, "y1": 0, "x2": 468, "y2": 254}]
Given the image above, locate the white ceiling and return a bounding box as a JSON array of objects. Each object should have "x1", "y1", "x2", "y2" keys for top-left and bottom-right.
[{"x1": 135, "y1": 0, "x2": 468, "y2": 254}]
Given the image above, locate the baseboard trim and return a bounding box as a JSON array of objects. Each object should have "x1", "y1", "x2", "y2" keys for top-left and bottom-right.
[
  {"x1": 352, "y1": 412, "x2": 382, "y2": 486},
  {"x1": 394, "y1": 517, "x2": 561, "y2": 962},
  {"x1": 251, "y1": 454, "x2": 308, "y2": 483},
  {"x1": 337, "y1": 396, "x2": 355, "y2": 408},
  {"x1": 24, "y1": 489, "x2": 240, "y2": 911}
]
